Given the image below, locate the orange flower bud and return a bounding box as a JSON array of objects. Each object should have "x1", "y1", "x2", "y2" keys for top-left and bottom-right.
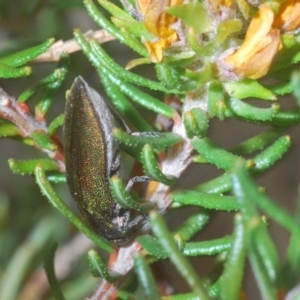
[
  {"x1": 225, "y1": 5, "x2": 281, "y2": 79},
  {"x1": 144, "y1": 33, "x2": 178, "y2": 62},
  {"x1": 142, "y1": 0, "x2": 182, "y2": 62},
  {"x1": 274, "y1": 0, "x2": 300, "y2": 31}
]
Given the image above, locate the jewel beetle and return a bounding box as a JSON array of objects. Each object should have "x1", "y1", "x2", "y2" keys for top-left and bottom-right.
[{"x1": 64, "y1": 77, "x2": 146, "y2": 245}]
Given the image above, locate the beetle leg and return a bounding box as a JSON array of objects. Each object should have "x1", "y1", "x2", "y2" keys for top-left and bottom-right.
[{"x1": 125, "y1": 175, "x2": 152, "y2": 192}]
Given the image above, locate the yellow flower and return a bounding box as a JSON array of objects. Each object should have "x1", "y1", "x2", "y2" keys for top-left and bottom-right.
[
  {"x1": 274, "y1": 0, "x2": 300, "y2": 31},
  {"x1": 141, "y1": 0, "x2": 182, "y2": 62},
  {"x1": 209, "y1": 0, "x2": 233, "y2": 11},
  {"x1": 137, "y1": 0, "x2": 152, "y2": 16},
  {"x1": 225, "y1": 5, "x2": 281, "y2": 79}
]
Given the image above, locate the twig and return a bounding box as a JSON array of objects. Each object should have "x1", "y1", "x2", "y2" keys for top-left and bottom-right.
[
  {"x1": 33, "y1": 30, "x2": 115, "y2": 63},
  {"x1": 0, "y1": 86, "x2": 65, "y2": 171}
]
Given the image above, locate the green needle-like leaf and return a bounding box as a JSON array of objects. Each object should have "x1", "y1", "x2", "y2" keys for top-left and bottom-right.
[
  {"x1": 44, "y1": 242, "x2": 66, "y2": 300},
  {"x1": 150, "y1": 211, "x2": 210, "y2": 299},
  {"x1": 34, "y1": 166, "x2": 114, "y2": 253},
  {"x1": 192, "y1": 137, "x2": 242, "y2": 171},
  {"x1": 175, "y1": 211, "x2": 211, "y2": 241},
  {"x1": 172, "y1": 190, "x2": 239, "y2": 211},
  {"x1": 141, "y1": 144, "x2": 177, "y2": 185},
  {"x1": 220, "y1": 214, "x2": 247, "y2": 300},
  {"x1": 0, "y1": 63, "x2": 31, "y2": 79},
  {"x1": 9, "y1": 158, "x2": 59, "y2": 175},
  {"x1": 0, "y1": 38, "x2": 55, "y2": 67},
  {"x1": 110, "y1": 176, "x2": 153, "y2": 212},
  {"x1": 137, "y1": 235, "x2": 169, "y2": 259},
  {"x1": 84, "y1": 0, "x2": 147, "y2": 56},
  {"x1": 134, "y1": 253, "x2": 161, "y2": 300},
  {"x1": 228, "y1": 97, "x2": 279, "y2": 121},
  {"x1": 87, "y1": 249, "x2": 118, "y2": 282},
  {"x1": 184, "y1": 236, "x2": 233, "y2": 257},
  {"x1": 114, "y1": 129, "x2": 182, "y2": 160},
  {"x1": 31, "y1": 131, "x2": 57, "y2": 151},
  {"x1": 231, "y1": 162, "x2": 280, "y2": 285},
  {"x1": 224, "y1": 79, "x2": 276, "y2": 100}
]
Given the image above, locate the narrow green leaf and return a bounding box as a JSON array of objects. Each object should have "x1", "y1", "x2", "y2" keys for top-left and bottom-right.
[
  {"x1": 134, "y1": 253, "x2": 161, "y2": 300},
  {"x1": 248, "y1": 236, "x2": 277, "y2": 300},
  {"x1": 110, "y1": 176, "x2": 153, "y2": 212},
  {"x1": 47, "y1": 173, "x2": 66, "y2": 183},
  {"x1": 184, "y1": 236, "x2": 233, "y2": 256},
  {"x1": 44, "y1": 242, "x2": 66, "y2": 300},
  {"x1": 196, "y1": 173, "x2": 231, "y2": 194},
  {"x1": 208, "y1": 80, "x2": 226, "y2": 119},
  {"x1": 228, "y1": 97, "x2": 279, "y2": 121},
  {"x1": 48, "y1": 114, "x2": 64, "y2": 135},
  {"x1": 141, "y1": 144, "x2": 177, "y2": 185},
  {"x1": 220, "y1": 214, "x2": 247, "y2": 300},
  {"x1": 267, "y1": 81, "x2": 292, "y2": 96},
  {"x1": 175, "y1": 211, "x2": 211, "y2": 241},
  {"x1": 74, "y1": 28, "x2": 103, "y2": 69},
  {"x1": 100, "y1": 74, "x2": 153, "y2": 132},
  {"x1": 183, "y1": 108, "x2": 209, "y2": 138},
  {"x1": 231, "y1": 162, "x2": 280, "y2": 284},
  {"x1": 284, "y1": 188, "x2": 300, "y2": 288},
  {"x1": 155, "y1": 63, "x2": 183, "y2": 90},
  {"x1": 83, "y1": 0, "x2": 147, "y2": 56},
  {"x1": 0, "y1": 38, "x2": 55, "y2": 67},
  {"x1": 0, "y1": 62, "x2": 31, "y2": 78},
  {"x1": 137, "y1": 235, "x2": 168, "y2": 259},
  {"x1": 31, "y1": 131, "x2": 57, "y2": 151},
  {"x1": 192, "y1": 137, "x2": 242, "y2": 171},
  {"x1": 104, "y1": 69, "x2": 176, "y2": 117},
  {"x1": 35, "y1": 54, "x2": 69, "y2": 116},
  {"x1": 8, "y1": 158, "x2": 59, "y2": 175},
  {"x1": 185, "y1": 62, "x2": 214, "y2": 83},
  {"x1": 232, "y1": 130, "x2": 282, "y2": 156},
  {"x1": 99, "y1": 0, "x2": 134, "y2": 21},
  {"x1": 236, "y1": 161, "x2": 300, "y2": 234},
  {"x1": 114, "y1": 129, "x2": 182, "y2": 157},
  {"x1": 252, "y1": 135, "x2": 291, "y2": 173},
  {"x1": 172, "y1": 190, "x2": 239, "y2": 212},
  {"x1": 0, "y1": 122, "x2": 19, "y2": 137},
  {"x1": 224, "y1": 79, "x2": 276, "y2": 100},
  {"x1": 18, "y1": 67, "x2": 67, "y2": 103},
  {"x1": 268, "y1": 109, "x2": 300, "y2": 126},
  {"x1": 150, "y1": 211, "x2": 210, "y2": 299},
  {"x1": 87, "y1": 249, "x2": 118, "y2": 282},
  {"x1": 34, "y1": 166, "x2": 114, "y2": 253},
  {"x1": 112, "y1": 17, "x2": 149, "y2": 39},
  {"x1": 90, "y1": 40, "x2": 180, "y2": 93}
]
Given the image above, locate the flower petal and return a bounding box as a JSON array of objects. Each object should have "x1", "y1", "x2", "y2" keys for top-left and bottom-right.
[
  {"x1": 274, "y1": 0, "x2": 300, "y2": 31},
  {"x1": 234, "y1": 29, "x2": 281, "y2": 79},
  {"x1": 224, "y1": 5, "x2": 281, "y2": 79}
]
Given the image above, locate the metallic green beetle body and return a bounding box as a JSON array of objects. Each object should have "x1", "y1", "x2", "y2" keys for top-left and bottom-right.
[{"x1": 64, "y1": 77, "x2": 133, "y2": 244}]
